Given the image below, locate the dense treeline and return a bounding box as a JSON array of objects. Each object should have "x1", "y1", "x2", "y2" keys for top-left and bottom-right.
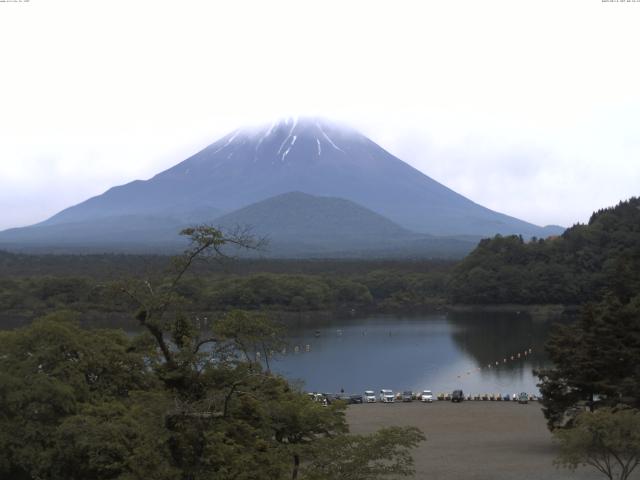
[
  {"x1": 203, "y1": 270, "x2": 449, "y2": 311},
  {"x1": 449, "y1": 197, "x2": 640, "y2": 305},
  {"x1": 0, "y1": 251, "x2": 452, "y2": 279},
  {"x1": 0, "y1": 266, "x2": 452, "y2": 324},
  {"x1": 2, "y1": 197, "x2": 639, "y2": 320}
]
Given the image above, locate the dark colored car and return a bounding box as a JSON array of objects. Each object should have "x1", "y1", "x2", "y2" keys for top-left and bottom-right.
[
  {"x1": 335, "y1": 394, "x2": 363, "y2": 404},
  {"x1": 402, "y1": 391, "x2": 413, "y2": 402},
  {"x1": 451, "y1": 390, "x2": 464, "y2": 403}
]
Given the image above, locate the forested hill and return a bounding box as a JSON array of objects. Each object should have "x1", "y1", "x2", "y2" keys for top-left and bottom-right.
[{"x1": 448, "y1": 197, "x2": 640, "y2": 305}]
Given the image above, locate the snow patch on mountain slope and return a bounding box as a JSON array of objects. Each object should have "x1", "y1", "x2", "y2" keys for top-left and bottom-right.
[
  {"x1": 316, "y1": 122, "x2": 344, "y2": 153},
  {"x1": 282, "y1": 135, "x2": 297, "y2": 161}
]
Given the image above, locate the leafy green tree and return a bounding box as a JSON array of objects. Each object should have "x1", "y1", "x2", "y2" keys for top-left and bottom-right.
[
  {"x1": 303, "y1": 426, "x2": 425, "y2": 479},
  {"x1": 50, "y1": 393, "x2": 179, "y2": 480},
  {"x1": 125, "y1": 226, "x2": 427, "y2": 479},
  {"x1": 536, "y1": 294, "x2": 640, "y2": 429},
  {"x1": 1, "y1": 225, "x2": 426, "y2": 480},
  {"x1": 214, "y1": 309, "x2": 285, "y2": 371},
  {"x1": 266, "y1": 388, "x2": 348, "y2": 479},
  {"x1": 554, "y1": 407, "x2": 640, "y2": 480},
  {"x1": 0, "y1": 312, "x2": 174, "y2": 480}
]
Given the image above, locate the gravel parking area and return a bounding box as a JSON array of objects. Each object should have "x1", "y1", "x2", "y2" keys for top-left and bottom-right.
[{"x1": 346, "y1": 401, "x2": 615, "y2": 480}]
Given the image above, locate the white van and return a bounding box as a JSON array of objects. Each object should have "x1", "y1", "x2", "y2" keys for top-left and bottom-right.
[
  {"x1": 379, "y1": 389, "x2": 395, "y2": 403},
  {"x1": 420, "y1": 390, "x2": 434, "y2": 402}
]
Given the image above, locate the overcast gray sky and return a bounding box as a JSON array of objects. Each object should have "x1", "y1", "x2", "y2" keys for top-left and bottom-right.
[{"x1": 1, "y1": 0, "x2": 639, "y2": 231}]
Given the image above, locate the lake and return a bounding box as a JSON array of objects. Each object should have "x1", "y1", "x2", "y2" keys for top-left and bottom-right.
[
  {"x1": 271, "y1": 311, "x2": 557, "y2": 396},
  {"x1": 1, "y1": 309, "x2": 560, "y2": 396}
]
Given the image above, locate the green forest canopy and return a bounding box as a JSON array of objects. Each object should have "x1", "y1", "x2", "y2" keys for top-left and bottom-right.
[{"x1": 448, "y1": 197, "x2": 640, "y2": 305}]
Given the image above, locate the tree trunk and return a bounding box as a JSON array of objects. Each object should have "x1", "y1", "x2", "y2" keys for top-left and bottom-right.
[
  {"x1": 291, "y1": 453, "x2": 300, "y2": 480},
  {"x1": 262, "y1": 342, "x2": 271, "y2": 373}
]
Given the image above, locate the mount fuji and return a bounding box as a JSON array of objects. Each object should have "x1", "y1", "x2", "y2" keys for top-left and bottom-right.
[{"x1": 0, "y1": 118, "x2": 563, "y2": 256}]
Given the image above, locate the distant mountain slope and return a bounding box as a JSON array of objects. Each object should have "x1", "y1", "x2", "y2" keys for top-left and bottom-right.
[
  {"x1": 0, "y1": 215, "x2": 191, "y2": 253},
  {"x1": 34, "y1": 118, "x2": 562, "y2": 237},
  {"x1": 212, "y1": 192, "x2": 477, "y2": 257},
  {"x1": 216, "y1": 191, "x2": 412, "y2": 243},
  {"x1": 0, "y1": 191, "x2": 477, "y2": 257}
]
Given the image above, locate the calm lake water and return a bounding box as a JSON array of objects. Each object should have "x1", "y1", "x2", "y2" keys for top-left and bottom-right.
[
  {"x1": 2, "y1": 309, "x2": 560, "y2": 396},
  {"x1": 271, "y1": 311, "x2": 557, "y2": 395}
]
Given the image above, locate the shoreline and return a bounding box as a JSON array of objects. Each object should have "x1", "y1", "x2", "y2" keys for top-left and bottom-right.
[
  {"x1": 0, "y1": 302, "x2": 576, "y2": 331},
  {"x1": 272, "y1": 303, "x2": 575, "y2": 323}
]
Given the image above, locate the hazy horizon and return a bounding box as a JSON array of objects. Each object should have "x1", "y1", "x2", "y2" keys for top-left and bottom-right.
[{"x1": 1, "y1": 0, "x2": 639, "y2": 231}]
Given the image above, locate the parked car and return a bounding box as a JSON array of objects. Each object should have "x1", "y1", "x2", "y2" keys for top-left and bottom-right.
[
  {"x1": 333, "y1": 393, "x2": 361, "y2": 404},
  {"x1": 518, "y1": 392, "x2": 529, "y2": 404},
  {"x1": 420, "y1": 390, "x2": 434, "y2": 402},
  {"x1": 364, "y1": 390, "x2": 376, "y2": 403},
  {"x1": 380, "y1": 389, "x2": 395, "y2": 403},
  {"x1": 402, "y1": 391, "x2": 413, "y2": 402},
  {"x1": 323, "y1": 393, "x2": 341, "y2": 405},
  {"x1": 451, "y1": 390, "x2": 465, "y2": 403}
]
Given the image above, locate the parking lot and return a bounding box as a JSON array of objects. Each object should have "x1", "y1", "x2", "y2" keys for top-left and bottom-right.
[{"x1": 346, "y1": 401, "x2": 607, "y2": 480}]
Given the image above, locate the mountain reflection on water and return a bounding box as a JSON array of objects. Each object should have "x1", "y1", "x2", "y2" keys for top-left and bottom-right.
[{"x1": 271, "y1": 311, "x2": 558, "y2": 395}]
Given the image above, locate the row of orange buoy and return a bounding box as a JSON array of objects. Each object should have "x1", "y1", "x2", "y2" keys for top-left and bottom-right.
[{"x1": 455, "y1": 347, "x2": 534, "y2": 380}]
